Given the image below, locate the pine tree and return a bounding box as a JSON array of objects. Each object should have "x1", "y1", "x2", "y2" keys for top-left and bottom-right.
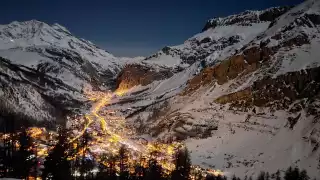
[
  {"x1": 284, "y1": 166, "x2": 302, "y2": 180},
  {"x1": 145, "y1": 159, "x2": 163, "y2": 180},
  {"x1": 284, "y1": 167, "x2": 293, "y2": 180},
  {"x1": 96, "y1": 153, "x2": 117, "y2": 180},
  {"x1": 231, "y1": 175, "x2": 238, "y2": 180},
  {"x1": 118, "y1": 145, "x2": 129, "y2": 180},
  {"x1": 107, "y1": 155, "x2": 117, "y2": 180},
  {"x1": 257, "y1": 171, "x2": 265, "y2": 180},
  {"x1": 80, "y1": 130, "x2": 92, "y2": 179},
  {"x1": 275, "y1": 170, "x2": 281, "y2": 180},
  {"x1": 222, "y1": 176, "x2": 228, "y2": 180},
  {"x1": 298, "y1": 169, "x2": 309, "y2": 180},
  {"x1": 217, "y1": 175, "x2": 225, "y2": 180},
  {"x1": 265, "y1": 172, "x2": 270, "y2": 180},
  {"x1": 1, "y1": 112, "x2": 16, "y2": 177},
  {"x1": 171, "y1": 147, "x2": 191, "y2": 180},
  {"x1": 293, "y1": 167, "x2": 300, "y2": 180},
  {"x1": 42, "y1": 130, "x2": 72, "y2": 180},
  {"x1": 133, "y1": 163, "x2": 145, "y2": 180},
  {"x1": 12, "y1": 129, "x2": 34, "y2": 179}
]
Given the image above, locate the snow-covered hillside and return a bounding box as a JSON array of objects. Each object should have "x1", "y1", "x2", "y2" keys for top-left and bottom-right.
[
  {"x1": 0, "y1": 20, "x2": 127, "y2": 123},
  {"x1": 141, "y1": 7, "x2": 291, "y2": 69},
  {"x1": 0, "y1": 20, "x2": 122, "y2": 70},
  {"x1": 110, "y1": 0, "x2": 320, "y2": 178}
]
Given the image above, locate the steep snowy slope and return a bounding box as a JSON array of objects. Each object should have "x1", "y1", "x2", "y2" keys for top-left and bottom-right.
[
  {"x1": 0, "y1": 20, "x2": 125, "y2": 124},
  {"x1": 0, "y1": 20, "x2": 122, "y2": 70},
  {"x1": 111, "y1": 0, "x2": 320, "y2": 178},
  {"x1": 115, "y1": 6, "x2": 292, "y2": 91},
  {"x1": 141, "y1": 7, "x2": 291, "y2": 69}
]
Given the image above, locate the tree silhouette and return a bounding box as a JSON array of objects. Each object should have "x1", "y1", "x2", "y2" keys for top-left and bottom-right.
[
  {"x1": 257, "y1": 171, "x2": 266, "y2": 180},
  {"x1": 118, "y1": 145, "x2": 129, "y2": 180},
  {"x1": 145, "y1": 159, "x2": 163, "y2": 180},
  {"x1": 265, "y1": 172, "x2": 270, "y2": 180},
  {"x1": 80, "y1": 130, "x2": 92, "y2": 179},
  {"x1": 231, "y1": 174, "x2": 238, "y2": 180},
  {"x1": 95, "y1": 153, "x2": 117, "y2": 180},
  {"x1": 12, "y1": 129, "x2": 34, "y2": 179},
  {"x1": 42, "y1": 130, "x2": 72, "y2": 180},
  {"x1": 107, "y1": 155, "x2": 117, "y2": 179},
  {"x1": 275, "y1": 170, "x2": 281, "y2": 180},
  {"x1": 299, "y1": 169, "x2": 310, "y2": 180},
  {"x1": 133, "y1": 163, "x2": 146, "y2": 180},
  {"x1": 171, "y1": 147, "x2": 191, "y2": 180},
  {"x1": 283, "y1": 167, "x2": 311, "y2": 180}
]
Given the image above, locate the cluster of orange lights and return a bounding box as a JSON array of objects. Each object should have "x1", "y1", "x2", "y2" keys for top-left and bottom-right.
[
  {"x1": 2, "y1": 86, "x2": 223, "y2": 178},
  {"x1": 68, "y1": 86, "x2": 183, "y2": 172}
]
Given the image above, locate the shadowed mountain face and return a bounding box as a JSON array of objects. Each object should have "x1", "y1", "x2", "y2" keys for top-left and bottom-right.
[{"x1": 1, "y1": 0, "x2": 320, "y2": 177}]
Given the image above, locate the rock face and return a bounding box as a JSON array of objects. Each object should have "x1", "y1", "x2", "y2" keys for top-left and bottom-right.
[
  {"x1": 116, "y1": 64, "x2": 173, "y2": 90},
  {"x1": 214, "y1": 66, "x2": 320, "y2": 109},
  {"x1": 183, "y1": 46, "x2": 273, "y2": 95}
]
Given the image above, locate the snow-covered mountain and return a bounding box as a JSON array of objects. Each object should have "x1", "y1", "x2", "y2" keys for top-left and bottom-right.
[
  {"x1": 0, "y1": 20, "x2": 126, "y2": 123},
  {"x1": 2, "y1": 0, "x2": 320, "y2": 178},
  {"x1": 140, "y1": 7, "x2": 291, "y2": 69},
  {"x1": 115, "y1": 6, "x2": 293, "y2": 91},
  {"x1": 0, "y1": 20, "x2": 122, "y2": 70},
  {"x1": 111, "y1": 0, "x2": 320, "y2": 178}
]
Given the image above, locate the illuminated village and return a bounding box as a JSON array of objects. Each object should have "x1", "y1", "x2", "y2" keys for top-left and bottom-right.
[{"x1": 0, "y1": 86, "x2": 223, "y2": 179}]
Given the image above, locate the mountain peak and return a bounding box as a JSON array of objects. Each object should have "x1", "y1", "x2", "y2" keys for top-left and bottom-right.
[
  {"x1": 202, "y1": 6, "x2": 292, "y2": 32},
  {"x1": 0, "y1": 19, "x2": 120, "y2": 70},
  {"x1": 5, "y1": 19, "x2": 47, "y2": 29},
  {"x1": 0, "y1": 20, "x2": 76, "y2": 43},
  {"x1": 52, "y1": 23, "x2": 72, "y2": 35},
  {"x1": 0, "y1": 20, "x2": 59, "y2": 41}
]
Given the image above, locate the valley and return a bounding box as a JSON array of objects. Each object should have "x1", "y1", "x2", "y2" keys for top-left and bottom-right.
[{"x1": 1, "y1": 0, "x2": 320, "y2": 179}]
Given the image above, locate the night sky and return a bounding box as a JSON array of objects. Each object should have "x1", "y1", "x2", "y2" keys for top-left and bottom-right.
[{"x1": 1, "y1": 0, "x2": 303, "y2": 57}]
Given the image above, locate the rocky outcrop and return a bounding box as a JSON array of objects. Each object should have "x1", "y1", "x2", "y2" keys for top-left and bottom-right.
[
  {"x1": 183, "y1": 46, "x2": 274, "y2": 95},
  {"x1": 214, "y1": 66, "x2": 320, "y2": 110},
  {"x1": 116, "y1": 64, "x2": 174, "y2": 90},
  {"x1": 215, "y1": 88, "x2": 252, "y2": 105},
  {"x1": 184, "y1": 7, "x2": 314, "y2": 96}
]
